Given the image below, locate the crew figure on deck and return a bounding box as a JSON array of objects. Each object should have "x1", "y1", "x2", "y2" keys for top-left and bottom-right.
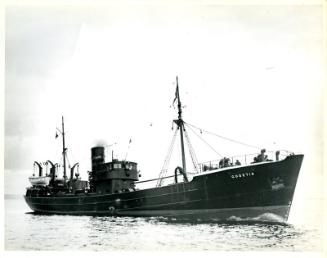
[
  {"x1": 253, "y1": 149, "x2": 268, "y2": 163},
  {"x1": 235, "y1": 159, "x2": 241, "y2": 166},
  {"x1": 219, "y1": 157, "x2": 231, "y2": 168}
]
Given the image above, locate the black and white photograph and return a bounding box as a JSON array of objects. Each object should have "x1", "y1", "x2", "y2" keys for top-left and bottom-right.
[{"x1": 3, "y1": 0, "x2": 325, "y2": 255}]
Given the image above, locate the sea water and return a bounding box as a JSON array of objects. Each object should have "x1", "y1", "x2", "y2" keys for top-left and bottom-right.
[{"x1": 5, "y1": 197, "x2": 322, "y2": 251}]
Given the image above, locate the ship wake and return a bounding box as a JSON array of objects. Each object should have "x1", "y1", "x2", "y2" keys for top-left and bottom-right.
[
  {"x1": 226, "y1": 212, "x2": 287, "y2": 224},
  {"x1": 159, "y1": 212, "x2": 288, "y2": 226}
]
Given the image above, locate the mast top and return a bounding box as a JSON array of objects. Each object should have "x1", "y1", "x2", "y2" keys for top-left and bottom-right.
[{"x1": 176, "y1": 76, "x2": 183, "y2": 121}]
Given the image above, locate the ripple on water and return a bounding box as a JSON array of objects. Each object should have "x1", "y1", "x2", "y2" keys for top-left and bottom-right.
[{"x1": 4, "y1": 199, "x2": 323, "y2": 251}]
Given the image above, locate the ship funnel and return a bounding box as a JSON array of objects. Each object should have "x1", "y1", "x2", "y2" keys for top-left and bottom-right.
[{"x1": 91, "y1": 146, "x2": 105, "y2": 171}]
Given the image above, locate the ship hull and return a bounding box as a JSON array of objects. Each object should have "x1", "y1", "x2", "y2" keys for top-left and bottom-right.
[{"x1": 24, "y1": 154, "x2": 303, "y2": 222}]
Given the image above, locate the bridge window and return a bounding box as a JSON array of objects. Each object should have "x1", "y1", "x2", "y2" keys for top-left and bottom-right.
[{"x1": 113, "y1": 163, "x2": 122, "y2": 169}]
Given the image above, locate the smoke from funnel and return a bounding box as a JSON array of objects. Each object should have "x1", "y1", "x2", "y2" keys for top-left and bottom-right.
[{"x1": 93, "y1": 139, "x2": 107, "y2": 147}]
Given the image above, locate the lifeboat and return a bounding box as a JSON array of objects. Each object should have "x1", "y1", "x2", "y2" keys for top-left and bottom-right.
[{"x1": 28, "y1": 176, "x2": 51, "y2": 186}]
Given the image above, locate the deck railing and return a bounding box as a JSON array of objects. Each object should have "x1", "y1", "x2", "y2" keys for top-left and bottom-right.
[
  {"x1": 198, "y1": 150, "x2": 294, "y2": 173},
  {"x1": 137, "y1": 150, "x2": 294, "y2": 186}
]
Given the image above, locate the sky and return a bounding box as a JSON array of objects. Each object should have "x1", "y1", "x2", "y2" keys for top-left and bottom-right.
[{"x1": 3, "y1": 2, "x2": 325, "y2": 225}]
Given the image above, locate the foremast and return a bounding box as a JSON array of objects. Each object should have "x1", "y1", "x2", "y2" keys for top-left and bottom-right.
[
  {"x1": 173, "y1": 77, "x2": 187, "y2": 173},
  {"x1": 156, "y1": 77, "x2": 195, "y2": 187}
]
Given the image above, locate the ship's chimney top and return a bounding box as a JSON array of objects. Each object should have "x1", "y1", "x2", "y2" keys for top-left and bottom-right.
[{"x1": 91, "y1": 146, "x2": 105, "y2": 170}]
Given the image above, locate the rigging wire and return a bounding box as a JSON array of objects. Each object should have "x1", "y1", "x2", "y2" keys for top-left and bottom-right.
[
  {"x1": 185, "y1": 121, "x2": 262, "y2": 150},
  {"x1": 57, "y1": 155, "x2": 63, "y2": 179},
  {"x1": 156, "y1": 128, "x2": 178, "y2": 187},
  {"x1": 66, "y1": 154, "x2": 71, "y2": 169},
  {"x1": 124, "y1": 138, "x2": 132, "y2": 161},
  {"x1": 65, "y1": 153, "x2": 71, "y2": 181},
  {"x1": 185, "y1": 124, "x2": 224, "y2": 158},
  {"x1": 184, "y1": 128, "x2": 200, "y2": 173},
  {"x1": 69, "y1": 146, "x2": 77, "y2": 167}
]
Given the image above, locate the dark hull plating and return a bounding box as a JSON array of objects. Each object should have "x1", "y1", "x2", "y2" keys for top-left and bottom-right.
[{"x1": 25, "y1": 155, "x2": 303, "y2": 221}]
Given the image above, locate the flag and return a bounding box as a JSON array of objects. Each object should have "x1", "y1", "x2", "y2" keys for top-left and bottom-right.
[
  {"x1": 172, "y1": 77, "x2": 179, "y2": 106},
  {"x1": 172, "y1": 86, "x2": 178, "y2": 105}
]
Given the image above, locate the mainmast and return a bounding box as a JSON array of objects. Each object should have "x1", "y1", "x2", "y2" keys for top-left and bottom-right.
[
  {"x1": 62, "y1": 116, "x2": 67, "y2": 182},
  {"x1": 173, "y1": 77, "x2": 187, "y2": 173}
]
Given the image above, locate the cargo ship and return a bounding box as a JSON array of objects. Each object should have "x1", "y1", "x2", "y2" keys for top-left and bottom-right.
[{"x1": 24, "y1": 78, "x2": 303, "y2": 221}]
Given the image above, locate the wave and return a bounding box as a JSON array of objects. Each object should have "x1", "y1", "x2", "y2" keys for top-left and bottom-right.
[
  {"x1": 227, "y1": 212, "x2": 286, "y2": 223},
  {"x1": 157, "y1": 212, "x2": 289, "y2": 226}
]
